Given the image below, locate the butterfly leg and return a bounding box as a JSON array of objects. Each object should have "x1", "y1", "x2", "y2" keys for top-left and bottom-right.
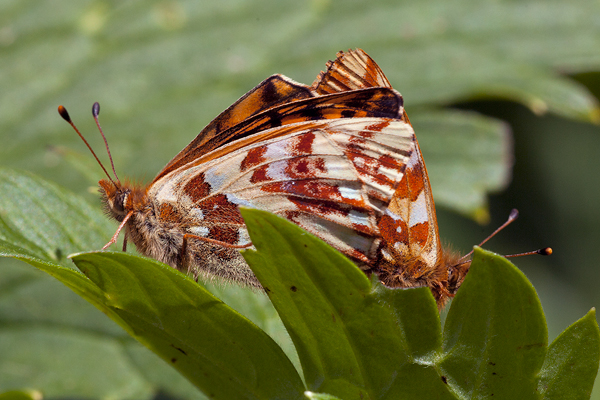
[
  {"x1": 102, "y1": 210, "x2": 133, "y2": 250},
  {"x1": 122, "y1": 231, "x2": 128, "y2": 252}
]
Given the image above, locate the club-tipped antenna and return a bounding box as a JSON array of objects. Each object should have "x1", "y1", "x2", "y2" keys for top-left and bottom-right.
[
  {"x1": 457, "y1": 208, "x2": 520, "y2": 263},
  {"x1": 92, "y1": 102, "x2": 120, "y2": 184},
  {"x1": 505, "y1": 247, "x2": 553, "y2": 258},
  {"x1": 57, "y1": 104, "x2": 118, "y2": 188}
]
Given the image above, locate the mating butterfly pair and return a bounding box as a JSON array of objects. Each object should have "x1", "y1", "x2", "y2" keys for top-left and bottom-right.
[{"x1": 59, "y1": 49, "x2": 477, "y2": 308}]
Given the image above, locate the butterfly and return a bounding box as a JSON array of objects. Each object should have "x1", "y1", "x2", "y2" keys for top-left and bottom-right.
[{"x1": 58, "y1": 49, "x2": 480, "y2": 307}]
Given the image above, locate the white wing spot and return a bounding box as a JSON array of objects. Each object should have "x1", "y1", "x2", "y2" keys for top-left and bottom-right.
[
  {"x1": 348, "y1": 209, "x2": 370, "y2": 227},
  {"x1": 203, "y1": 166, "x2": 228, "y2": 193},
  {"x1": 190, "y1": 208, "x2": 204, "y2": 221},
  {"x1": 226, "y1": 193, "x2": 255, "y2": 208},
  {"x1": 339, "y1": 186, "x2": 364, "y2": 201},
  {"x1": 190, "y1": 226, "x2": 209, "y2": 237},
  {"x1": 378, "y1": 164, "x2": 401, "y2": 181},
  {"x1": 409, "y1": 190, "x2": 428, "y2": 227},
  {"x1": 237, "y1": 228, "x2": 251, "y2": 246},
  {"x1": 384, "y1": 208, "x2": 402, "y2": 221}
]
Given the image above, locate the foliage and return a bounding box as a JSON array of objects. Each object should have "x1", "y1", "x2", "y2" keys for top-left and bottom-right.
[{"x1": 1, "y1": 169, "x2": 598, "y2": 399}]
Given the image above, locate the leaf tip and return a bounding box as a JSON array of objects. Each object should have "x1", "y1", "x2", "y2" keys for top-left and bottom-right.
[
  {"x1": 528, "y1": 98, "x2": 549, "y2": 116},
  {"x1": 589, "y1": 107, "x2": 600, "y2": 125}
]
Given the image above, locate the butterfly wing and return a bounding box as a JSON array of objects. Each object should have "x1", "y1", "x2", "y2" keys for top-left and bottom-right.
[
  {"x1": 377, "y1": 136, "x2": 443, "y2": 280},
  {"x1": 154, "y1": 49, "x2": 400, "y2": 183},
  {"x1": 149, "y1": 117, "x2": 414, "y2": 263},
  {"x1": 156, "y1": 75, "x2": 316, "y2": 181},
  {"x1": 313, "y1": 49, "x2": 443, "y2": 277},
  {"x1": 312, "y1": 49, "x2": 392, "y2": 93},
  {"x1": 153, "y1": 87, "x2": 405, "y2": 182},
  {"x1": 149, "y1": 48, "x2": 418, "y2": 264}
]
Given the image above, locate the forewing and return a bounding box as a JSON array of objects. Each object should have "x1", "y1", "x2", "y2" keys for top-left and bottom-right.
[
  {"x1": 149, "y1": 118, "x2": 414, "y2": 263},
  {"x1": 155, "y1": 75, "x2": 315, "y2": 181},
  {"x1": 154, "y1": 49, "x2": 401, "y2": 183},
  {"x1": 152, "y1": 87, "x2": 404, "y2": 184},
  {"x1": 312, "y1": 49, "x2": 392, "y2": 93},
  {"x1": 377, "y1": 137, "x2": 442, "y2": 275}
]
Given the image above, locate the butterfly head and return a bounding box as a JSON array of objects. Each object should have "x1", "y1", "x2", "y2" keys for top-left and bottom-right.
[
  {"x1": 99, "y1": 178, "x2": 148, "y2": 222},
  {"x1": 99, "y1": 179, "x2": 131, "y2": 220},
  {"x1": 447, "y1": 258, "x2": 471, "y2": 294}
]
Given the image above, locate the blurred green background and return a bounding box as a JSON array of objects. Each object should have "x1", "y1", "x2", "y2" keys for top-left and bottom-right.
[{"x1": 1, "y1": 1, "x2": 599, "y2": 398}]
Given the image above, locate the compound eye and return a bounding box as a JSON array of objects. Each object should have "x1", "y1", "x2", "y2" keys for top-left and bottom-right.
[{"x1": 114, "y1": 190, "x2": 129, "y2": 213}]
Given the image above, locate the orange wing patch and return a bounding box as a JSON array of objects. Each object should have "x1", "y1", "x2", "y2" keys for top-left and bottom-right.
[
  {"x1": 377, "y1": 137, "x2": 442, "y2": 280},
  {"x1": 155, "y1": 75, "x2": 315, "y2": 181}
]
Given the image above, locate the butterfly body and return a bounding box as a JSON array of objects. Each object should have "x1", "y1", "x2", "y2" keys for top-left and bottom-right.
[{"x1": 71, "y1": 49, "x2": 470, "y2": 307}]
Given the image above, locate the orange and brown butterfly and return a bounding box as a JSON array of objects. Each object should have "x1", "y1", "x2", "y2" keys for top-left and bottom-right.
[{"x1": 58, "y1": 49, "x2": 545, "y2": 308}]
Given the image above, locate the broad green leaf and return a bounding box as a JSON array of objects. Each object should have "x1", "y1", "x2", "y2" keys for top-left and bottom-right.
[
  {"x1": 411, "y1": 110, "x2": 511, "y2": 221},
  {"x1": 241, "y1": 208, "x2": 453, "y2": 399},
  {"x1": 538, "y1": 308, "x2": 600, "y2": 400},
  {"x1": 70, "y1": 251, "x2": 305, "y2": 400},
  {"x1": 0, "y1": 169, "x2": 286, "y2": 399},
  {"x1": 440, "y1": 247, "x2": 548, "y2": 399},
  {"x1": 242, "y1": 210, "x2": 598, "y2": 399},
  {"x1": 372, "y1": 284, "x2": 455, "y2": 399},
  {"x1": 0, "y1": 169, "x2": 161, "y2": 398},
  {"x1": 0, "y1": 390, "x2": 42, "y2": 400},
  {"x1": 0, "y1": 168, "x2": 112, "y2": 265},
  {"x1": 2, "y1": 172, "x2": 599, "y2": 399},
  {"x1": 241, "y1": 209, "x2": 381, "y2": 399}
]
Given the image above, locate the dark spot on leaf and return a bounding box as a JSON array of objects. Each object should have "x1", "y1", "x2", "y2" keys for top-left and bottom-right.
[
  {"x1": 517, "y1": 342, "x2": 545, "y2": 351},
  {"x1": 290, "y1": 286, "x2": 297, "y2": 292},
  {"x1": 171, "y1": 344, "x2": 187, "y2": 355},
  {"x1": 171, "y1": 358, "x2": 177, "y2": 363},
  {"x1": 492, "y1": 372, "x2": 497, "y2": 375},
  {"x1": 441, "y1": 375, "x2": 447, "y2": 384},
  {"x1": 55, "y1": 248, "x2": 63, "y2": 260},
  {"x1": 489, "y1": 361, "x2": 496, "y2": 366},
  {"x1": 264, "y1": 286, "x2": 271, "y2": 293}
]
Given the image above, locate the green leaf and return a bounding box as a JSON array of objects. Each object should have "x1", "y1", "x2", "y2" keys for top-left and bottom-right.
[
  {"x1": 538, "y1": 308, "x2": 600, "y2": 400},
  {"x1": 411, "y1": 110, "x2": 511, "y2": 221},
  {"x1": 69, "y1": 251, "x2": 305, "y2": 400},
  {"x1": 440, "y1": 247, "x2": 548, "y2": 399},
  {"x1": 304, "y1": 392, "x2": 343, "y2": 400},
  {"x1": 0, "y1": 390, "x2": 42, "y2": 400},
  {"x1": 0, "y1": 168, "x2": 112, "y2": 265},
  {"x1": 241, "y1": 208, "x2": 453, "y2": 400},
  {"x1": 2, "y1": 172, "x2": 599, "y2": 399},
  {"x1": 241, "y1": 210, "x2": 599, "y2": 399},
  {"x1": 0, "y1": 168, "x2": 286, "y2": 399}
]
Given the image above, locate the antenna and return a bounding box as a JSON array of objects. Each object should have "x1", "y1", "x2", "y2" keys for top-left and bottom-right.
[
  {"x1": 505, "y1": 247, "x2": 553, "y2": 258},
  {"x1": 92, "y1": 102, "x2": 121, "y2": 184},
  {"x1": 456, "y1": 209, "x2": 551, "y2": 265},
  {"x1": 457, "y1": 209, "x2": 519, "y2": 263},
  {"x1": 57, "y1": 104, "x2": 119, "y2": 188}
]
